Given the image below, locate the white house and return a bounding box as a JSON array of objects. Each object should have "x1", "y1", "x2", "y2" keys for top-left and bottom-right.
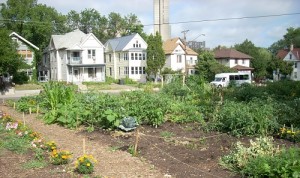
[
  {"x1": 277, "y1": 44, "x2": 300, "y2": 81},
  {"x1": 9, "y1": 32, "x2": 39, "y2": 79},
  {"x1": 44, "y1": 29, "x2": 105, "y2": 83},
  {"x1": 104, "y1": 33, "x2": 147, "y2": 82},
  {"x1": 214, "y1": 48, "x2": 253, "y2": 76},
  {"x1": 162, "y1": 38, "x2": 198, "y2": 75}
]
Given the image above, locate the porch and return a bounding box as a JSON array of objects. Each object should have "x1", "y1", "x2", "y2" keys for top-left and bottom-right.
[{"x1": 67, "y1": 64, "x2": 105, "y2": 84}]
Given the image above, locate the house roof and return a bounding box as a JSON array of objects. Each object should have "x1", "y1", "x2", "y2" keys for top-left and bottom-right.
[
  {"x1": 214, "y1": 48, "x2": 252, "y2": 59},
  {"x1": 276, "y1": 48, "x2": 300, "y2": 60},
  {"x1": 105, "y1": 33, "x2": 143, "y2": 51},
  {"x1": 9, "y1": 32, "x2": 39, "y2": 50},
  {"x1": 232, "y1": 65, "x2": 254, "y2": 71},
  {"x1": 163, "y1": 37, "x2": 198, "y2": 55},
  {"x1": 50, "y1": 29, "x2": 104, "y2": 50}
]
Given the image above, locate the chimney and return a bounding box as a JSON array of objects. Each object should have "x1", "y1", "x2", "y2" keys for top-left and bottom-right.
[{"x1": 290, "y1": 44, "x2": 294, "y2": 51}]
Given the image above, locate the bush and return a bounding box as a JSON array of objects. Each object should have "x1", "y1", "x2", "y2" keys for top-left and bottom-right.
[
  {"x1": 12, "y1": 71, "x2": 29, "y2": 84},
  {"x1": 214, "y1": 99, "x2": 279, "y2": 136},
  {"x1": 266, "y1": 80, "x2": 300, "y2": 101},
  {"x1": 241, "y1": 147, "x2": 300, "y2": 177},
  {"x1": 220, "y1": 137, "x2": 280, "y2": 172}
]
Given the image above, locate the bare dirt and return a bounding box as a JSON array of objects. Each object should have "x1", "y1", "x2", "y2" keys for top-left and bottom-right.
[{"x1": 1, "y1": 104, "x2": 298, "y2": 178}]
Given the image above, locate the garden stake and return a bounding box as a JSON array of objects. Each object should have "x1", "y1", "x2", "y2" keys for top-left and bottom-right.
[
  {"x1": 134, "y1": 127, "x2": 139, "y2": 156},
  {"x1": 13, "y1": 102, "x2": 15, "y2": 109},
  {"x1": 29, "y1": 107, "x2": 32, "y2": 115},
  {"x1": 36, "y1": 105, "x2": 39, "y2": 115}
]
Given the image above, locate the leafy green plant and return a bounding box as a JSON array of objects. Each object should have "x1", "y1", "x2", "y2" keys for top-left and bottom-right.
[
  {"x1": 50, "y1": 149, "x2": 72, "y2": 165},
  {"x1": 75, "y1": 154, "x2": 97, "y2": 174},
  {"x1": 220, "y1": 137, "x2": 280, "y2": 172},
  {"x1": 213, "y1": 99, "x2": 279, "y2": 136},
  {"x1": 22, "y1": 159, "x2": 47, "y2": 169},
  {"x1": 241, "y1": 147, "x2": 300, "y2": 177}
]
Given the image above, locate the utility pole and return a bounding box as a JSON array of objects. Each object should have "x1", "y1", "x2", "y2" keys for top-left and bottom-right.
[{"x1": 181, "y1": 30, "x2": 189, "y2": 75}]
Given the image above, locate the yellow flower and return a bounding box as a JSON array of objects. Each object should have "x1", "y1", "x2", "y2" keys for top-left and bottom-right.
[
  {"x1": 62, "y1": 155, "x2": 67, "y2": 159},
  {"x1": 87, "y1": 163, "x2": 91, "y2": 167}
]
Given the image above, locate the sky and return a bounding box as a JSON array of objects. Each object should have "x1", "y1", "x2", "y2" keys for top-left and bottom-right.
[{"x1": 16, "y1": 0, "x2": 300, "y2": 48}]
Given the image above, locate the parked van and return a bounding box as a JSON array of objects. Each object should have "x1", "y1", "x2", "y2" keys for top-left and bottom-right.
[{"x1": 210, "y1": 73, "x2": 251, "y2": 87}]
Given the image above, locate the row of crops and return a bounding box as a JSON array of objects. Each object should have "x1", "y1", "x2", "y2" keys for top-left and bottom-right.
[{"x1": 7, "y1": 77, "x2": 300, "y2": 177}]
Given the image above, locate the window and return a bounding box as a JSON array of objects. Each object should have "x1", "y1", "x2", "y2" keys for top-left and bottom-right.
[
  {"x1": 131, "y1": 67, "x2": 134, "y2": 74},
  {"x1": 124, "y1": 67, "x2": 129, "y2": 75},
  {"x1": 139, "y1": 53, "x2": 142, "y2": 60},
  {"x1": 139, "y1": 67, "x2": 142, "y2": 74},
  {"x1": 124, "y1": 53, "x2": 128, "y2": 60},
  {"x1": 135, "y1": 67, "x2": 138, "y2": 74},
  {"x1": 88, "y1": 49, "x2": 96, "y2": 59},
  {"x1": 109, "y1": 67, "x2": 112, "y2": 76},
  {"x1": 133, "y1": 44, "x2": 135, "y2": 48},
  {"x1": 242, "y1": 60, "x2": 245, "y2": 64},
  {"x1": 294, "y1": 72, "x2": 297, "y2": 79},
  {"x1": 235, "y1": 59, "x2": 238, "y2": 64},
  {"x1": 190, "y1": 57, "x2": 193, "y2": 65},
  {"x1": 177, "y1": 55, "x2": 182, "y2": 63},
  {"x1": 143, "y1": 67, "x2": 146, "y2": 74},
  {"x1": 295, "y1": 62, "x2": 298, "y2": 68},
  {"x1": 139, "y1": 44, "x2": 141, "y2": 48},
  {"x1": 131, "y1": 53, "x2": 134, "y2": 60},
  {"x1": 109, "y1": 54, "x2": 112, "y2": 62},
  {"x1": 143, "y1": 53, "x2": 146, "y2": 60},
  {"x1": 135, "y1": 53, "x2": 138, "y2": 60},
  {"x1": 290, "y1": 54, "x2": 292, "y2": 59}
]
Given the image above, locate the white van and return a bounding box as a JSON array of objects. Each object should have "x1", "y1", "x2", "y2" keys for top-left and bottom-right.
[{"x1": 210, "y1": 73, "x2": 251, "y2": 87}]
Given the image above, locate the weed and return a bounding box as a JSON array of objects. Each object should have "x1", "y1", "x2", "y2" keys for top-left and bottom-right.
[
  {"x1": 22, "y1": 160, "x2": 47, "y2": 169},
  {"x1": 160, "y1": 131, "x2": 174, "y2": 138}
]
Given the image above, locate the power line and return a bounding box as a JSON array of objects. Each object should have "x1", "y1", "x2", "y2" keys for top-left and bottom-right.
[
  {"x1": 0, "y1": 12, "x2": 299, "y2": 28},
  {"x1": 144, "y1": 12, "x2": 300, "y2": 26}
]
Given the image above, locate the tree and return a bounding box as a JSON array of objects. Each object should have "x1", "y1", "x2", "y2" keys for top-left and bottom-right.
[
  {"x1": 234, "y1": 39, "x2": 270, "y2": 80},
  {"x1": 0, "y1": 29, "x2": 23, "y2": 76},
  {"x1": 269, "y1": 27, "x2": 300, "y2": 54},
  {"x1": 195, "y1": 51, "x2": 234, "y2": 82},
  {"x1": 146, "y1": 33, "x2": 166, "y2": 81},
  {"x1": 266, "y1": 56, "x2": 293, "y2": 78}
]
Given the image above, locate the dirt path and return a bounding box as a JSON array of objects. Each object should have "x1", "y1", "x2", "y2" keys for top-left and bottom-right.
[{"x1": 1, "y1": 105, "x2": 164, "y2": 178}]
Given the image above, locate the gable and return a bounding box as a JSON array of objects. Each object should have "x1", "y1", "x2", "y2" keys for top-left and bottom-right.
[
  {"x1": 9, "y1": 32, "x2": 39, "y2": 50},
  {"x1": 81, "y1": 33, "x2": 104, "y2": 48}
]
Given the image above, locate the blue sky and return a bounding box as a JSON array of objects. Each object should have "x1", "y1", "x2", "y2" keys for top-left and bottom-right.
[{"x1": 16, "y1": 0, "x2": 300, "y2": 48}]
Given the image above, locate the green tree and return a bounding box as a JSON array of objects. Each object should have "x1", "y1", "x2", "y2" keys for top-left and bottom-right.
[
  {"x1": 269, "y1": 27, "x2": 300, "y2": 54},
  {"x1": 267, "y1": 56, "x2": 293, "y2": 78},
  {"x1": 234, "y1": 39, "x2": 270, "y2": 80},
  {"x1": 196, "y1": 51, "x2": 233, "y2": 82},
  {"x1": 146, "y1": 33, "x2": 166, "y2": 81},
  {"x1": 0, "y1": 29, "x2": 23, "y2": 76}
]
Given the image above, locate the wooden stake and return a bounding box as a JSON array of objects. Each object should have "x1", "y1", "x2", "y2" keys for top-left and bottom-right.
[
  {"x1": 83, "y1": 138, "x2": 86, "y2": 154},
  {"x1": 13, "y1": 102, "x2": 15, "y2": 109},
  {"x1": 23, "y1": 112, "x2": 25, "y2": 126},
  {"x1": 29, "y1": 107, "x2": 31, "y2": 115},
  {"x1": 36, "y1": 105, "x2": 39, "y2": 115},
  {"x1": 134, "y1": 127, "x2": 139, "y2": 156}
]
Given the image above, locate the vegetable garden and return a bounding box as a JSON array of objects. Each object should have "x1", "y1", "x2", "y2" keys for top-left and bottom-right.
[{"x1": 3, "y1": 77, "x2": 300, "y2": 177}]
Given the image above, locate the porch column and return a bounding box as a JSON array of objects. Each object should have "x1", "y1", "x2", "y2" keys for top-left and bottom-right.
[{"x1": 82, "y1": 67, "x2": 85, "y2": 82}]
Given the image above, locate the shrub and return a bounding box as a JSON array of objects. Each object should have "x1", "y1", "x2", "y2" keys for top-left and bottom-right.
[
  {"x1": 220, "y1": 137, "x2": 280, "y2": 172},
  {"x1": 214, "y1": 99, "x2": 279, "y2": 136},
  {"x1": 241, "y1": 147, "x2": 300, "y2": 177},
  {"x1": 266, "y1": 80, "x2": 300, "y2": 101},
  {"x1": 12, "y1": 71, "x2": 29, "y2": 84},
  {"x1": 75, "y1": 154, "x2": 97, "y2": 174}
]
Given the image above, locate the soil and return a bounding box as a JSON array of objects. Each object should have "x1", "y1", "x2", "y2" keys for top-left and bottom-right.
[{"x1": 1, "y1": 104, "x2": 298, "y2": 178}]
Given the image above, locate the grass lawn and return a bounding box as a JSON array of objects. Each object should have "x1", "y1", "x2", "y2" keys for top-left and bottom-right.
[{"x1": 14, "y1": 83, "x2": 43, "y2": 90}]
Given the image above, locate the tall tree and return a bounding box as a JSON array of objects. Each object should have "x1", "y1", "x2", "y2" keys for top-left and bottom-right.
[
  {"x1": 195, "y1": 51, "x2": 233, "y2": 82},
  {"x1": 0, "y1": 29, "x2": 23, "y2": 76},
  {"x1": 146, "y1": 33, "x2": 165, "y2": 81},
  {"x1": 269, "y1": 27, "x2": 300, "y2": 54},
  {"x1": 234, "y1": 39, "x2": 269, "y2": 80}
]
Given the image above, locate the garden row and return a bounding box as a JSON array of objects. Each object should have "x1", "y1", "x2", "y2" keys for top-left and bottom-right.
[
  {"x1": 6, "y1": 78, "x2": 300, "y2": 177},
  {"x1": 0, "y1": 111, "x2": 97, "y2": 175}
]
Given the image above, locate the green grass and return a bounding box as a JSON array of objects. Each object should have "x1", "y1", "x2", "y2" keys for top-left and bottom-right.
[
  {"x1": 22, "y1": 160, "x2": 48, "y2": 169},
  {"x1": 160, "y1": 131, "x2": 174, "y2": 138},
  {"x1": 15, "y1": 83, "x2": 43, "y2": 90},
  {"x1": 3, "y1": 135, "x2": 30, "y2": 154}
]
